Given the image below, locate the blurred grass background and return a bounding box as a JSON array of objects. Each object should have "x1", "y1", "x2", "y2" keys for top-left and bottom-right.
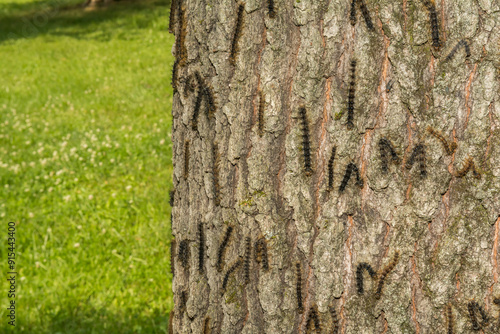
[{"x1": 0, "y1": 0, "x2": 174, "y2": 332}]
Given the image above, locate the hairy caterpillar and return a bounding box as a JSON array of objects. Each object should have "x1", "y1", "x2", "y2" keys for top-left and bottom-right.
[
  {"x1": 296, "y1": 262, "x2": 304, "y2": 313},
  {"x1": 230, "y1": 4, "x2": 245, "y2": 65},
  {"x1": 222, "y1": 259, "x2": 242, "y2": 294},
  {"x1": 346, "y1": 60, "x2": 356, "y2": 130},
  {"x1": 169, "y1": 189, "x2": 175, "y2": 207},
  {"x1": 168, "y1": 309, "x2": 174, "y2": 334},
  {"x1": 467, "y1": 301, "x2": 490, "y2": 330},
  {"x1": 243, "y1": 237, "x2": 251, "y2": 284},
  {"x1": 203, "y1": 316, "x2": 211, "y2": 334},
  {"x1": 298, "y1": 106, "x2": 313, "y2": 176},
  {"x1": 258, "y1": 91, "x2": 265, "y2": 136},
  {"x1": 305, "y1": 305, "x2": 322, "y2": 334},
  {"x1": 203, "y1": 84, "x2": 216, "y2": 117},
  {"x1": 184, "y1": 140, "x2": 190, "y2": 180},
  {"x1": 454, "y1": 156, "x2": 481, "y2": 179},
  {"x1": 177, "y1": 6, "x2": 188, "y2": 66},
  {"x1": 446, "y1": 304, "x2": 454, "y2": 334},
  {"x1": 378, "y1": 138, "x2": 400, "y2": 173},
  {"x1": 183, "y1": 73, "x2": 197, "y2": 98},
  {"x1": 168, "y1": 0, "x2": 179, "y2": 34},
  {"x1": 375, "y1": 251, "x2": 399, "y2": 300},
  {"x1": 179, "y1": 290, "x2": 188, "y2": 316},
  {"x1": 356, "y1": 262, "x2": 377, "y2": 294},
  {"x1": 329, "y1": 304, "x2": 339, "y2": 334},
  {"x1": 426, "y1": 126, "x2": 457, "y2": 155},
  {"x1": 212, "y1": 143, "x2": 221, "y2": 206},
  {"x1": 358, "y1": 0, "x2": 374, "y2": 30},
  {"x1": 198, "y1": 223, "x2": 205, "y2": 274},
  {"x1": 339, "y1": 162, "x2": 363, "y2": 193},
  {"x1": 422, "y1": 0, "x2": 440, "y2": 49},
  {"x1": 172, "y1": 59, "x2": 179, "y2": 93},
  {"x1": 406, "y1": 144, "x2": 427, "y2": 178},
  {"x1": 178, "y1": 239, "x2": 190, "y2": 269},
  {"x1": 327, "y1": 146, "x2": 336, "y2": 191},
  {"x1": 350, "y1": 0, "x2": 357, "y2": 26},
  {"x1": 254, "y1": 237, "x2": 270, "y2": 271},
  {"x1": 192, "y1": 85, "x2": 204, "y2": 131},
  {"x1": 268, "y1": 0, "x2": 276, "y2": 18},
  {"x1": 216, "y1": 225, "x2": 233, "y2": 271},
  {"x1": 445, "y1": 39, "x2": 471, "y2": 61},
  {"x1": 170, "y1": 238, "x2": 176, "y2": 278}
]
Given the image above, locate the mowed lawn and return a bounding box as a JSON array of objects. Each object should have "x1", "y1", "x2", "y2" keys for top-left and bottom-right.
[{"x1": 0, "y1": 0, "x2": 174, "y2": 332}]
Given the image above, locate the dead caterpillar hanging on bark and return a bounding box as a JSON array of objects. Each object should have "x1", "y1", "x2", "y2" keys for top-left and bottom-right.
[
  {"x1": 170, "y1": 238, "x2": 176, "y2": 278},
  {"x1": 183, "y1": 140, "x2": 190, "y2": 180},
  {"x1": 426, "y1": 126, "x2": 457, "y2": 155},
  {"x1": 467, "y1": 301, "x2": 489, "y2": 330},
  {"x1": 446, "y1": 303, "x2": 454, "y2": 334},
  {"x1": 268, "y1": 0, "x2": 276, "y2": 18},
  {"x1": 378, "y1": 138, "x2": 400, "y2": 173},
  {"x1": 338, "y1": 162, "x2": 363, "y2": 193},
  {"x1": 177, "y1": 6, "x2": 188, "y2": 66},
  {"x1": 358, "y1": 0, "x2": 374, "y2": 30},
  {"x1": 375, "y1": 251, "x2": 399, "y2": 300},
  {"x1": 422, "y1": 0, "x2": 440, "y2": 49},
  {"x1": 346, "y1": 59, "x2": 356, "y2": 130},
  {"x1": 454, "y1": 156, "x2": 481, "y2": 179},
  {"x1": 349, "y1": 0, "x2": 357, "y2": 26},
  {"x1": 243, "y1": 237, "x2": 251, "y2": 284},
  {"x1": 356, "y1": 262, "x2": 377, "y2": 294},
  {"x1": 221, "y1": 259, "x2": 242, "y2": 295},
  {"x1": 198, "y1": 223, "x2": 205, "y2": 274},
  {"x1": 168, "y1": 0, "x2": 178, "y2": 34},
  {"x1": 178, "y1": 239, "x2": 190, "y2": 269},
  {"x1": 327, "y1": 146, "x2": 336, "y2": 191},
  {"x1": 254, "y1": 237, "x2": 270, "y2": 271},
  {"x1": 230, "y1": 4, "x2": 245, "y2": 65},
  {"x1": 445, "y1": 39, "x2": 471, "y2": 61},
  {"x1": 212, "y1": 143, "x2": 221, "y2": 205},
  {"x1": 216, "y1": 225, "x2": 233, "y2": 271},
  {"x1": 258, "y1": 91, "x2": 265, "y2": 136},
  {"x1": 406, "y1": 144, "x2": 427, "y2": 178},
  {"x1": 203, "y1": 316, "x2": 211, "y2": 334},
  {"x1": 329, "y1": 304, "x2": 339, "y2": 334},
  {"x1": 298, "y1": 106, "x2": 313, "y2": 176},
  {"x1": 296, "y1": 262, "x2": 304, "y2": 313},
  {"x1": 305, "y1": 305, "x2": 322, "y2": 334}
]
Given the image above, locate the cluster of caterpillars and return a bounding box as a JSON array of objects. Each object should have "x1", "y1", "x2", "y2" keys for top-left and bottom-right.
[
  {"x1": 445, "y1": 299, "x2": 500, "y2": 332},
  {"x1": 349, "y1": 0, "x2": 374, "y2": 30},
  {"x1": 355, "y1": 251, "x2": 400, "y2": 299}
]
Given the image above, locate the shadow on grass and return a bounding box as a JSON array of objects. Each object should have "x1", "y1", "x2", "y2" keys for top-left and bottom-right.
[{"x1": 0, "y1": 0, "x2": 171, "y2": 44}]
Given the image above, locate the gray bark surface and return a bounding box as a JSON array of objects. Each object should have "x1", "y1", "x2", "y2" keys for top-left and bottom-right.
[{"x1": 170, "y1": 0, "x2": 500, "y2": 333}]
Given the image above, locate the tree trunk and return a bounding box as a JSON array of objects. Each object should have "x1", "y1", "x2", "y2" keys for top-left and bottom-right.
[{"x1": 169, "y1": 0, "x2": 500, "y2": 333}]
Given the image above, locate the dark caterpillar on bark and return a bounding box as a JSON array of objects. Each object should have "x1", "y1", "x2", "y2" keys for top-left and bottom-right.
[
  {"x1": 305, "y1": 305, "x2": 322, "y2": 333},
  {"x1": 358, "y1": 0, "x2": 374, "y2": 30},
  {"x1": 192, "y1": 84, "x2": 204, "y2": 131},
  {"x1": 243, "y1": 237, "x2": 251, "y2": 284},
  {"x1": 216, "y1": 225, "x2": 233, "y2": 271},
  {"x1": 212, "y1": 143, "x2": 221, "y2": 205},
  {"x1": 254, "y1": 237, "x2": 269, "y2": 271},
  {"x1": 203, "y1": 316, "x2": 211, "y2": 334},
  {"x1": 427, "y1": 126, "x2": 457, "y2": 155},
  {"x1": 329, "y1": 304, "x2": 339, "y2": 334},
  {"x1": 327, "y1": 146, "x2": 336, "y2": 191},
  {"x1": 467, "y1": 301, "x2": 489, "y2": 330},
  {"x1": 198, "y1": 223, "x2": 205, "y2": 274},
  {"x1": 258, "y1": 91, "x2": 265, "y2": 136},
  {"x1": 177, "y1": 6, "x2": 188, "y2": 66},
  {"x1": 296, "y1": 262, "x2": 304, "y2": 314},
  {"x1": 356, "y1": 262, "x2": 377, "y2": 294},
  {"x1": 406, "y1": 144, "x2": 427, "y2": 178},
  {"x1": 179, "y1": 290, "x2": 188, "y2": 317},
  {"x1": 422, "y1": 0, "x2": 440, "y2": 49},
  {"x1": 168, "y1": 0, "x2": 179, "y2": 34},
  {"x1": 169, "y1": 189, "x2": 175, "y2": 207},
  {"x1": 375, "y1": 251, "x2": 399, "y2": 300},
  {"x1": 178, "y1": 239, "x2": 190, "y2": 269},
  {"x1": 350, "y1": 0, "x2": 357, "y2": 26},
  {"x1": 445, "y1": 39, "x2": 471, "y2": 61},
  {"x1": 446, "y1": 303, "x2": 454, "y2": 334},
  {"x1": 171, "y1": 59, "x2": 179, "y2": 93},
  {"x1": 203, "y1": 84, "x2": 216, "y2": 117},
  {"x1": 170, "y1": 238, "x2": 176, "y2": 279},
  {"x1": 230, "y1": 4, "x2": 245, "y2": 65},
  {"x1": 378, "y1": 138, "x2": 400, "y2": 173},
  {"x1": 346, "y1": 60, "x2": 356, "y2": 130},
  {"x1": 339, "y1": 162, "x2": 363, "y2": 193},
  {"x1": 221, "y1": 259, "x2": 242, "y2": 295},
  {"x1": 454, "y1": 156, "x2": 481, "y2": 179},
  {"x1": 298, "y1": 106, "x2": 313, "y2": 176},
  {"x1": 183, "y1": 140, "x2": 190, "y2": 180},
  {"x1": 268, "y1": 0, "x2": 276, "y2": 18}
]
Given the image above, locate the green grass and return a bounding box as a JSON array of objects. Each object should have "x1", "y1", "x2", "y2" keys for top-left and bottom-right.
[{"x1": 0, "y1": 0, "x2": 174, "y2": 332}]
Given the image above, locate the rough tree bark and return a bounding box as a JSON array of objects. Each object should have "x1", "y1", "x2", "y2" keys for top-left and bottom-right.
[{"x1": 169, "y1": 0, "x2": 500, "y2": 333}]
